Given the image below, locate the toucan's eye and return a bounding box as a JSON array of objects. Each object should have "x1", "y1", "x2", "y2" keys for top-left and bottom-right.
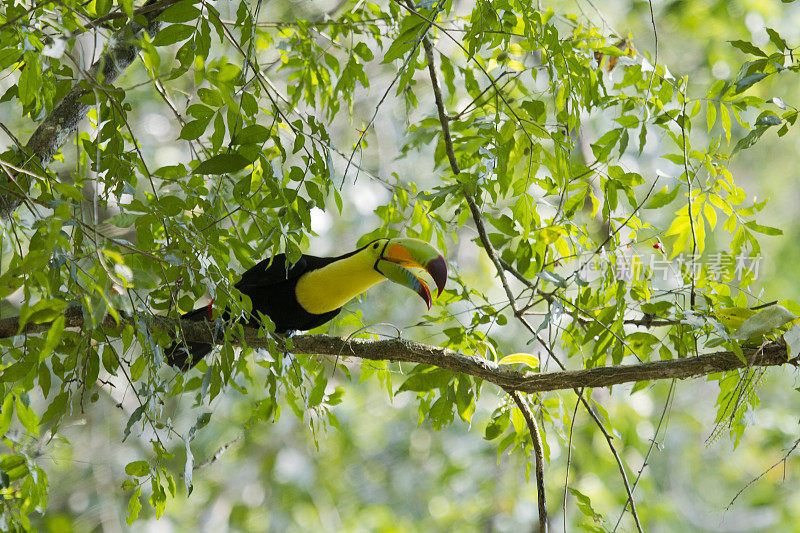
[{"x1": 373, "y1": 243, "x2": 379, "y2": 249}]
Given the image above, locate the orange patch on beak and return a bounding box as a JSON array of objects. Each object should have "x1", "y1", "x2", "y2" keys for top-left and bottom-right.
[{"x1": 383, "y1": 244, "x2": 422, "y2": 268}]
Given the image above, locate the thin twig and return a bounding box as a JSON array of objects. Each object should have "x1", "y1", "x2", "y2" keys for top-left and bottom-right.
[
  {"x1": 613, "y1": 380, "x2": 675, "y2": 531},
  {"x1": 680, "y1": 82, "x2": 698, "y2": 308},
  {"x1": 583, "y1": 398, "x2": 644, "y2": 533},
  {"x1": 727, "y1": 437, "x2": 800, "y2": 509},
  {"x1": 392, "y1": 0, "x2": 541, "y2": 142},
  {"x1": 421, "y1": 33, "x2": 459, "y2": 174},
  {"x1": 341, "y1": 5, "x2": 436, "y2": 185},
  {"x1": 187, "y1": 432, "x2": 245, "y2": 474},
  {"x1": 563, "y1": 392, "x2": 582, "y2": 533},
  {"x1": 508, "y1": 390, "x2": 548, "y2": 533},
  {"x1": 642, "y1": 0, "x2": 659, "y2": 102}
]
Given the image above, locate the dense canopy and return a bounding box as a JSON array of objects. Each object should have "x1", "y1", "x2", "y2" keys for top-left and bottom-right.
[{"x1": 1, "y1": 0, "x2": 800, "y2": 530}]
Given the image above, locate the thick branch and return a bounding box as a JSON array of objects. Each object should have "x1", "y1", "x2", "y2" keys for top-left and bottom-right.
[
  {"x1": 2, "y1": 0, "x2": 177, "y2": 217},
  {"x1": 0, "y1": 310, "x2": 791, "y2": 394}
]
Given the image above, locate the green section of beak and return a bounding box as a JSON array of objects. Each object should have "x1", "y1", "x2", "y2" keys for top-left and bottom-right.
[{"x1": 375, "y1": 238, "x2": 448, "y2": 308}]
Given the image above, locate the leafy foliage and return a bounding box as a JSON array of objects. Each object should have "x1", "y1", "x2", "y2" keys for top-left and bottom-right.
[{"x1": 0, "y1": 0, "x2": 799, "y2": 530}]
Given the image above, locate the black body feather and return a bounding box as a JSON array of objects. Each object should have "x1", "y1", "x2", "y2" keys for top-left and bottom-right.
[{"x1": 166, "y1": 249, "x2": 363, "y2": 369}]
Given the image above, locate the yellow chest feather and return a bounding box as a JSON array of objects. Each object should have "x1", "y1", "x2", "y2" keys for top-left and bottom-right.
[{"x1": 295, "y1": 253, "x2": 385, "y2": 314}]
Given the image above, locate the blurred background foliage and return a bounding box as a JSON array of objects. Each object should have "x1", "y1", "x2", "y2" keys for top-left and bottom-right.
[{"x1": 2, "y1": 0, "x2": 800, "y2": 531}]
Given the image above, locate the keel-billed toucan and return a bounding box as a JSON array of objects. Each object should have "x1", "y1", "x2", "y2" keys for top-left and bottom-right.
[{"x1": 166, "y1": 238, "x2": 447, "y2": 369}]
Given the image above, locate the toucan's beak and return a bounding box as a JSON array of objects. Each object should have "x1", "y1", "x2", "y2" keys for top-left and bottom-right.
[{"x1": 375, "y1": 238, "x2": 447, "y2": 309}]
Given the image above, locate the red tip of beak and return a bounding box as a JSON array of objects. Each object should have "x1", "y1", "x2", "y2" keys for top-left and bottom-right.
[
  {"x1": 426, "y1": 255, "x2": 447, "y2": 297},
  {"x1": 418, "y1": 282, "x2": 432, "y2": 309}
]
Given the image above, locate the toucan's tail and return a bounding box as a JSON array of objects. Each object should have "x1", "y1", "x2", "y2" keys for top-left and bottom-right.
[{"x1": 165, "y1": 307, "x2": 215, "y2": 370}]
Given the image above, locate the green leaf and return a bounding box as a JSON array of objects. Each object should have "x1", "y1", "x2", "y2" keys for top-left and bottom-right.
[
  {"x1": 625, "y1": 332, "x2": 660, "y2": 357},
  {"x1": 179, "y1": 119, "x2": 209, "y2": 140},
  {"x1": 745, "y1": 220, "x2": 782, "y2": 236},
  {"x1": 645, "y1": 186, "x2": 680, "y2": 209},
  {"x1": 233, "y1": 124, "x2": 270, "y2": 145},
  {"x1": 0, "y1": 49, "x2": 21, "y2": 70},
  {"x1": 755, "y1": 114, "x2": 781, "y2": 127},
  {"x1": 120, "y1": 0, "x2": 133, "y2": 17},
  {"x1": 397, "y1": 370, "x2": 451, "y2": 393},
  {"x1": 53, "y1": 182, "x2": 84, "y2": 202},
  {"x1": 198, "y1": 88, "x2": 223, "y2": 107},
  {"x1": 735, "y1": 72, "x2": 769, "y2": 93},
  {"x1": 158, "y1": 196, "x2": 185, "y2": 216},
  {"x1": 729, "y1": 40, "x2": 768, "y2": 57},
  {"x1": 18, "y1": 53, "x2": 41, "y2": 106},
  {"x1": 429, "y1": 394, "x2": 455, "y2": 430},
  {"x1": 126, "y1": 487, "x2": 142, "y2": 525},
  {"x1": 488, "y1": 214, "x2": 516, "y2": 235},
  {"x1": 354, "y1": 42, "x2": 374, "y2": 61},
  {"x1": 308, "y1": 371, "x2": 328, "y2": 407},
  {"x1": 382, "y1": 15, "x2": 425, "y2": 63},
  {"x1": 123, "y1": 404, "x2": 146, "y2": 442},
  {"x1": 152, "y1": 25, "x2": 195, "y2": 47},
  {"x1": 615, "y1": 115, "x2": 639, "y2": 128},
  {"x1": 0, "y1": 395, "x2": 14, "y2": 437},
  {"x1": 158, "y1": 0, "x2": 201, "y2": 23},
  {"x1": 732, "y1": 126, "x2": 768, "y2": 154},
  {"x1": 292, "y1": 134, "x2": 305, "y2": 154},
  {"x1": 0, "y1": 354, "x2": 36, "y2": 383},
  {"x1": 766, "y1": 28, "x2": 789, "y2": 51},
  {"x1": 640, "y1": 301, "x2": 673, "y2": 315},
  {"x1": 125, "y1": 460, "x2": 150, "y2": 477},
  {"x1": 455, "y1": 378, "x2": 475, "y2": 423},
  {"x1": 569, "y1": 488, "x2": 605, "y2": 522},
  {"x1": 39, "y1": 392, "x2": 67, "y2": 426},
  {"x1": 187, "y1": 412, "x2": 211, "y2": 441},
  {"x1": 130, "y1": 356, "x2": 146, "y2": 381},
  {"x1": 15, "y1": 395, "x2": 39, "y2": 437},
  {"x1": 40, "y1": 316, "x2": 65, "y2": 361},
  {"x1": 707, "y1": 102, "x2": 717, "y2": 132},
  {"x1": 106, "y1": 213, "x2": 137, "y2": 228},
  {"x1": 95, "y1": 0, "x2": 111, "y2": 16},
  {"x1": 193, "y1": 153, "x2": 251, "y2": 175},
  {"x1": 484, "y1": 410, "x2": 510, "y2": 440}
]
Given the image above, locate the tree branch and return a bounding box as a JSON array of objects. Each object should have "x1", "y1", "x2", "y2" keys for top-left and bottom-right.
[
  {"x1": 508, "y1": 390, "x2": 548, "y2": 533},
  {"x1": 2, "y1": 0, "x2": 178, "y2": 217},
  {"x1": 0, "y1": 308, "x2": 792, "y2": 394}
]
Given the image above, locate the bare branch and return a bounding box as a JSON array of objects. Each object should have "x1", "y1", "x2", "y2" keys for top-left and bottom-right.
[
  {"x1": 584, "y1": 396, "x2": 644, "y2": 532},
  {"x1": 508, "y1": 390, "x2": 548, "y2": 533},
  {"x1": 563, "y1": 392, "x2": 582, "y2": 533},
  {"x1": 680, "y1": 83, "x2": 698, "y2": 309},
  {"x1": 613, "y1": 380, "x2": 675, "y2": 531},
  {"x1": 727, "y1": 437, "x2": 800, "y2": 509},
  {"x1": 187, "y1": 432, "x2": 245, "y2": 475},
  {"x1": 421, "y1": 33, "x2": 459, "y2": 174}
]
